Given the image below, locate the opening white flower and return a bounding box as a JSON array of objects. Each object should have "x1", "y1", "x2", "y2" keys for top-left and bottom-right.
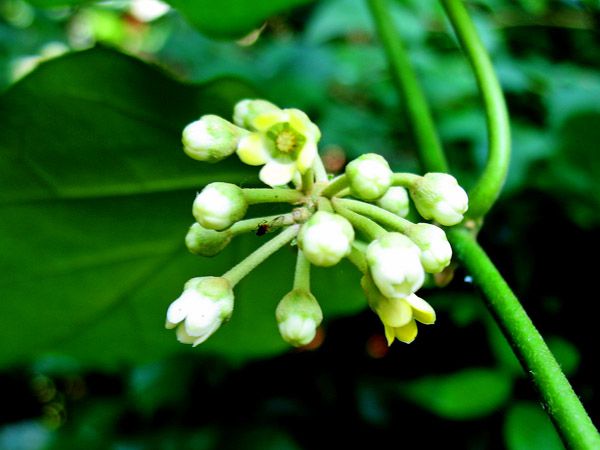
[
  {"x1": 234, "y1": 99, "x2": 321, "y2": 187},
  {"x1": 165, "y1": 277, "x2": 234, "y2": 347}
]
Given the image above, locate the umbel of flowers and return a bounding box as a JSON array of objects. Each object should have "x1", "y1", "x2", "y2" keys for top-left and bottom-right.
[{"x1": 167, "y1": 99, "x2": 468, "y2": 348}]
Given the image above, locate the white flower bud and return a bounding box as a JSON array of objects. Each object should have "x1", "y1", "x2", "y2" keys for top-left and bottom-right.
[
  {"x1": 165, "y1": 276, "x2": 234, "y2": 346},
  {"x1": 376, "y1": 186, "x2": 410, "y2": 217},
  {"x1": 405, "y1": 223, "x2": 452, "y2": 273},
  {"x1": 410, "y1": 173, "x2": 468, "y2": 226},
  {"x1": 233, "y1": 99, "x2": 281, "y2": 130},
  {"x1": 361, "y1": 274, "x2": 412, "y2": 328},
  {"x1": 192, "y1": 182, "x2": 248, "y2": 231},
  {"x1": 297, "y1": 211, "x2": 355, "y2": 267},
  {"x1": 185, "y1": 223, "x2": 232, "y2": 257},
  {"x1": 366, "y1": 232, "x2": 424, "y2": 298},
  {"x1": 346, "y1": 153, "x2": 393, "y2": 201},
  {"x1": 276, "y1": 289, "x2": 323, "y2": 347},
  {"x1": 182, "y1": 115, "x2": 247, "y2": 163}
]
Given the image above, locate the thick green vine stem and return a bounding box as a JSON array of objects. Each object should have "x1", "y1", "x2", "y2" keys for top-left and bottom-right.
[
  {"x1": 366, "y1": 0, "x2": 449, "y2": 174},
  {"x1": 441, "y1": 0, "x2": 511, "y2": 220},
  {"x1": 449, "y1": 228, "x2": 600, "y2": 450}
]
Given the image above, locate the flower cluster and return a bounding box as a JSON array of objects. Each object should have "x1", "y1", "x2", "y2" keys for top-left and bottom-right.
[{"x1": 166, "y1": 99, "x2": 468, "y2": 348}]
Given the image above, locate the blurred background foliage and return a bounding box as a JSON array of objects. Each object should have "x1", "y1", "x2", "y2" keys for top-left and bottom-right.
[{"x1": 1, "y1": 0, "x2": 599, "y2": 448}]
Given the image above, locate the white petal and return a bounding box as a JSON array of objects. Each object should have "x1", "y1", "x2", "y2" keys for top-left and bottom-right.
[
  {"x1": 192, "y1": 320, "x2": 222, "y2": 347},
  {"x1": 184, "y1": 298, "x2": 221, "y2": 336},
  {"x1": 176, "y1": 323, "x2": 197, "y2": 344},
  {"x1": 393, "y1": 320, "x2": 418, "y2": 344},
  {"x1": 259, "y1": 160, "x2": 296, "y2": 187},
  {"x1": 375, "y1": 297, "x2": 413, "y2": 328},
  {"x1": 434, "y1": 201, "x2": 463, "y2": 226},
  {"x1": 252, "y1": 110, "x2": 287, "y2": 132},
  {"x1": 165, "y1": 291, "x2": 195, "y2": 328},
  {"x1": 236, "y1": 133, "x2": 269, "y2": 166},
  {"x1": 297, "y1": 139, "x2": 317, "y2": 173},
  {"x1": 384, "y1": 325, "x2": 395, "y2": 346},
  {"x1": 405, "y1": 294, "x2": 436, "y2": 324}
]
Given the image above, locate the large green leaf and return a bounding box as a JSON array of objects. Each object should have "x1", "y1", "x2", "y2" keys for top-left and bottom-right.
[
  {"x1": 27, "y1": 0, "x2": 314, "y2": 39},
  {"x1": 0, "y1": 47, "x2": 367, "y2": 369}
]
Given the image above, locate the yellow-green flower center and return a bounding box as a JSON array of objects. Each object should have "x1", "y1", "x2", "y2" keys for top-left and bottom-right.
[{"x1": 276, "y1": 130, "x2": 297, "y2": 153}]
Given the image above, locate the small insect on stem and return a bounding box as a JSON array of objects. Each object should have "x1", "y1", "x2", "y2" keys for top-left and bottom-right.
[
  {"x1": 256, "y1": 221, "x2": 270, "y2": 236},
  {"x1": 256, "y1": 215, "x2": 290, "y2": 236}
]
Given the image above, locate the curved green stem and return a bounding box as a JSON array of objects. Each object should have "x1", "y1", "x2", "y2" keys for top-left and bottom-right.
[
  {"x1": 334, "y1": 198, "x2": 413, "y2": 232},
  {"x1": 320, "y1": 175, "x2": 349, "y2": 198},
  {"x1": 223, "y1": 225, "x2": 300, "y2": 286},
  {"x1": 243, "y1": 188, "x2": 304, "y2": 205},
  {"x1": 332, "y1": 200, "x2": 386, "y2": 240},
  {"x1": 448, "y1": 228, "x2": 600, "y2": 450},
  {"x1": 441, "y1": 0, "x2": 511, "y2": 219},
  {"x1": 293, "y1": 250, "x2": 311, "y2": 291},
  {"x1": 366, "y1": 0, "x2": 448, "y2": 173},
  {"x1": 391, "y1": 172, "x2": 421, "y2": 188}
]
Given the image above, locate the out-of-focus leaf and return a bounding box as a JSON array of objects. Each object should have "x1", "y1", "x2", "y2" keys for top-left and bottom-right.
[
  {"x1": 28, "y1": 0, "x2": 315, "y2": 39},
  {"x1": 546, "y1": 336, "x2": 581, "y2": 377},
  {"x1": 0, "y1": 47, "x2": 367, "y2": 369},
  {"x1": 0, "y1": 421, "x2": 52, "y2": 450},
  {"x1": 503, "y1": 124, "x2": 553, "y2": 193},
  {"x1": 167, "y1": 0, "x2": 315, "y2": 39},
  {"x1": 128, "y1": 358, "x2": 196, "y2": 414},
  {"x1": 305, "y1": 0, "x2": 424, "y2": 45},
  {"x1": 486, "y1": 314, "x2": 522, "y2": 376},
  {"x1": 488, "y1": 313, "x2": 580, "y2": 377},
  {"x1": 219, "y1": 427, "x2": 302, "y2": 450},
  {"x1": 398, "y1": 368, "x2": 513, "y2": 419},
  {"x1": 504, "y1": 402, "x2": 564, "y2": 450},
  {"x1": 534, "y1": 111, "x2": 600, "y2": 227}
]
